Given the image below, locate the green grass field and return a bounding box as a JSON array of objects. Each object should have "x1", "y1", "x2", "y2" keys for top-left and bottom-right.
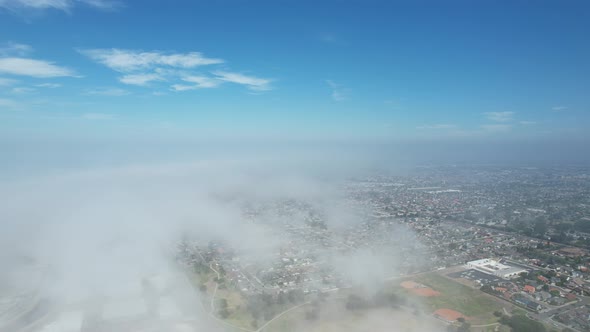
[{"x1": 411, "y1": 273, "x2": 503, "y2": 322}]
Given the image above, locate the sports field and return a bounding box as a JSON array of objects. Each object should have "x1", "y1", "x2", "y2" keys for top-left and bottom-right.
[{"x1": 409, "y1": 273, "x2": 503, "y2": 324}]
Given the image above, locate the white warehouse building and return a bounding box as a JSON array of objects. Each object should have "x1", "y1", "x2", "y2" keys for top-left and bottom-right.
[{"x1": 466, "y1": 258, "x2": 527, "y2": 279}]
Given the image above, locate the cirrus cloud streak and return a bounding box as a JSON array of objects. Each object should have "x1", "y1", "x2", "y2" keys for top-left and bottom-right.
[
  {"x1": 79, "y1": 48, "x2": 223, "y2": 72},
  {"x1": 0, "y1": 57, "x2": 76, "y2": 78}
]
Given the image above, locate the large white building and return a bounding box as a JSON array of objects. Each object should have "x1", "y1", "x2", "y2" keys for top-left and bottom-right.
[{"x1": 466, "y1": 258, "x2": 527, "y2": 279}]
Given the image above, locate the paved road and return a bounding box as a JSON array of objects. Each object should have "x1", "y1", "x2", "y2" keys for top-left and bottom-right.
[
  {"x1": 209, "y1": 262, "x2": 220, "y2": 313},
  {"x1": 471, "y1": 322, "x2": 500, "y2": 328}
]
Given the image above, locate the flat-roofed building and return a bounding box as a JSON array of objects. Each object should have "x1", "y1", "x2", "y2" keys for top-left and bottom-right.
[{"x1": 466, "y1": 258, "x2": 527, "y2": 279}]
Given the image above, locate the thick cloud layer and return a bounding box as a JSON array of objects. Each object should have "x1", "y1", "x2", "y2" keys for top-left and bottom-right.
[{"x1": 0, "y1": 153, "x2": 443, "y2": 332}]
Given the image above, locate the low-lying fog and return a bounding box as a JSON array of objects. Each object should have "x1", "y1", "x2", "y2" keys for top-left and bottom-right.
[{"x1": 0, "y1": 145, "x2": 452, "y2": 332}]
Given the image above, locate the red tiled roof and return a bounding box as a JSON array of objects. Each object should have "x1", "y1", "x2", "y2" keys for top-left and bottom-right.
[{"x1": 524, "y1": 285, "x2": 536, "y2": 293}]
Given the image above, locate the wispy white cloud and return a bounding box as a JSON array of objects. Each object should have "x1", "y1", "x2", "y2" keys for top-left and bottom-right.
[
  {"x1": 80, "y1": 48, "x2": 271, "y2": 93},
  {"x1": 212, "y1": 71, "x2": 272, "y2": 91},
  {"x1": 484, "y1": 111, "x2": 514, "y2": 122},
  {"x1": 171, "y1": 75, "x2": 222, "y2": 91},
  {"x1": 0, "y1": 58, "x2": 76, "y2": 77},
  {"x1": 80, "y1": 48, "x2": 223, "y2": 72},
  {"x1": 326, "y1": 80, "x2": 349, "y2": 101},
  {"x1": 183, "y1": 75, "x2": 221, "y2": 88},
  {"x1": 169, "y1": 84, "x2": 194, "y2": 92},
  {"x1": 416, "y1": 124, "x2": 456, "y2": 130},
  {"x1": 0, "y1": 42, "x2": 33, "y2": 56},
  {"x1": 78, "y1": 0, "x2": 121, "y2": 10},
  {"x1": 85, "y1": 87, "x2": 129, "y2": 96},
  {"x1": 0, "y1": 0, "x2": 70, "y2": 10},
  {"x1": 82, "y1": 112, "x2": 115, "y2": 120},
  {"x1": 0, "y1": 43, "x2": 76, "y2": 78},
  {"x1": 552, "y1": 106, "x2": 567, "y2": 111},
  {"x1": 519, "y1": 121, "x2": 536, "y2": 125},
  {"x1": 0, "y1": 0, "x2": 122, "y2": 13},
  {"x1": 481, "y1": 124, "x2": 512, "y2": 132},
  {"x1": 119, "y1": 73, "x2": 162, "y2": 86},
  {"x1": 36, "y1": 82, "x2": 62, "y2": 88},
  {"x1": 11, "y1": 86, "x2": 36, "y2": 94}
]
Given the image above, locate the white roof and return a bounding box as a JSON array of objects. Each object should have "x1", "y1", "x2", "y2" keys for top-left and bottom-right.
[{"x1": 499, "y1": 267, "x2": 527, "y2": 275}]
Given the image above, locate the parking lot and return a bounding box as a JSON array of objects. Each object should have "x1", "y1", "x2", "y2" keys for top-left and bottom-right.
[{"x1": 447, "y1": 269, "x2": 503, "y2": 285}]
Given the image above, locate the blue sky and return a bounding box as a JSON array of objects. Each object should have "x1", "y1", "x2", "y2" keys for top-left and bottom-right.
[{"x1": 0, "y1": 0, "x2": 589, "y2": 144}]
